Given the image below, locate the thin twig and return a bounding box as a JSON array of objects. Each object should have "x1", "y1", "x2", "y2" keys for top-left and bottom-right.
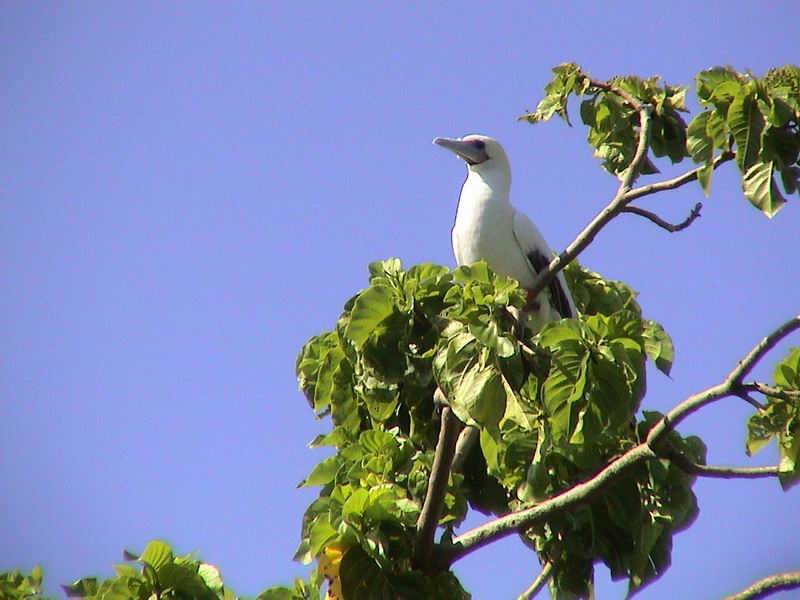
[
  {"x1": 724, "y1": 570, "x2": 800, "y2": 600},
  {"x1": 621, "y1": 202, "x2": 702, "y2": 233},
  {"x1": 587, "y1": 78, "x2": 643, "y2": 110},
  {"x1": 517, "y1": 561, "x2": 554, "y2": 600},
  {"x1": 435, "y1": 315, "x2": 800, "y2": 567},
  {"x1": 415, "y1": 404, "x2": 460, "y2": 569},
  {"x1": 741, "y1": 382, "x2": 800, "y2": 402},
  {"x1": 625, "y1": 151, "x2": 735, "y2": 202},
  {"x1": 736, "y1": 391, "x2": 766, "y2": 411}
]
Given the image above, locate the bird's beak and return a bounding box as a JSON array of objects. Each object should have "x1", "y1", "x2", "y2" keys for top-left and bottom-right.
[{"x1": 433, "y1": 137, "x2": 489, "y2": 165}]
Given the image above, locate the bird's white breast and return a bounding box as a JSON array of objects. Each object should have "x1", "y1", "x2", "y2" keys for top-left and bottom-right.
[{"x1": 452, "y1": 171, "x2": 536, "y2": 287}]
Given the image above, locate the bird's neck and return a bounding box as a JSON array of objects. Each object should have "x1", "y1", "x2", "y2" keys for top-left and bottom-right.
[{"x1": 461, "y1": 167, "x2": 511, "y2": 207}]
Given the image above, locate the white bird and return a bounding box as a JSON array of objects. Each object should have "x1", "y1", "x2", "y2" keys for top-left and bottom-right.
[{"x1": 433, "y1": 134, "x2": 576, "y2": 330}]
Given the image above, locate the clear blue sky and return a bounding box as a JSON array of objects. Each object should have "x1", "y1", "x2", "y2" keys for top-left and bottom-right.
[{"x1": 2, "y1": 4, "x2": 798, "y2": 599}]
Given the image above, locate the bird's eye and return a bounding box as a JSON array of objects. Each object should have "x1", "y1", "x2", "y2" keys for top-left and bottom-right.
[{"x1": 473, "y1": 140, "x2": 486, "y2": 150}]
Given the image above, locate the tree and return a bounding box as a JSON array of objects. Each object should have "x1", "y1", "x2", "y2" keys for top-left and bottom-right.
[{"x1": 5, "y1": 63, "x2": 799, "y2": 600}]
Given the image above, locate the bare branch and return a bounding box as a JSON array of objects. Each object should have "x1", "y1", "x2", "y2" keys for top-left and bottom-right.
[
  {"x1": 666, "y1": 450, "x2": 779, "y2": 479},
  {"x1": 646, "y1": 315, "x2": 800, "y2": 446},
  {"x1": 435, "y1": 315, "x2": 800, "y2": 567},
  {"x1": 624, "y1": 151, "x2": 735, "y2": 203},
  {"x1": 517, "y1": 561, "x2": 554, "y2": 600},
  {"x1": 621, "y1": 202, "x2": 702, "y2": 233},
  {"x1": 415, "y1": 404, "x2": 459, "y2": 568},
  {"x1": 724, "y1": 570, "x2": 800, "y2": 600},
  {"x1": 438, "y1": 445, "x2": 656, "y2": 565}
]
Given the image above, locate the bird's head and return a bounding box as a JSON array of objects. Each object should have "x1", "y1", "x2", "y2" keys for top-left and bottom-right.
[{"x1": 433, "y1": 134, "x2": 510, "y2": 175}]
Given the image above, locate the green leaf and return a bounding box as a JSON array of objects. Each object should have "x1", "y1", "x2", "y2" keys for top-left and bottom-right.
[
  {"x1": 301, "y1": 456, "x2": 340, "y2": 488},
  {"x1": 339, "y1": 546, "x2": 397, "y2": 600},
  {"x1": 686, "y1": 111, "x2": 713, "y2": 164},
  {"x1": 774, "y1": 347, "x2": 800, "y2": 388},
  {"x1": 469, "y1": 319, "x2": 515, "y2": 358},
  {"x1": 344, "y1": 285, "x2": 397, "y2": 349},
  {"x1": 138, "y1": 540, "x2": 173, "y2": 571},
  {"x1": 742, "y1": 160, "x2": 786, "y2": 217},
  {"x1": 308, "y1": 517, "x2": 338, "y2": 557},
  {"x1": 728, "y1": 89, "x2": 765, "y2": 171},
  {"x1": 705, "y1": 110, "x2": 728, "y2": 150},
  {"x1": 450, "y1": 366, "x2": 507, "y2": 430},
  {"x1": 257, "y1": 587, "x2": 294, "y2": 600},
  {"x1": 642, "y1": 320, "x2": 675, "y2": 376},
  {"x1": 696, "y1": 66, "x2": 743, "y2": 106},
  {"x1": 197, "y1": 563, "x2": 223, "y2": 592},
  {"x1": 542, "y1": 340, "x2": 589, "y2": 442},
  {"x1": 697, "y1": 164, "x2": 713, "y2": 196}
]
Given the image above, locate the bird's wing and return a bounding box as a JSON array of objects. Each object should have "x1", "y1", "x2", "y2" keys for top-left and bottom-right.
[{"x1": 511, "y1": 209, "x2": 575, "y2": 319}]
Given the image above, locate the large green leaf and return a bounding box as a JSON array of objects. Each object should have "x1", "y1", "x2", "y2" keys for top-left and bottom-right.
[
  {"x1": 338, "y1": 546, "x2": 399, "y2": 600},
  {"x1": 138, "y1": 540, "x2": 173, "y2": 571},
  {"x1": 696, "y1": 66, "x2": 743, "y2": 106},
  {"x1": 450, "y1": 366, "x2": 507, "y2": 430},
  {"x1": 742, "y1": 160, "x2": 786, "y2": 217},
  {"x1": 686, "y1": 111, "x2": 713, "y2": 164},
  {"x1": 727, "y1": 88, "x2": 765, "y2": 171},
  {"x1": 344, "y1": 285, "x2": 398, "y2": 348},
  {"x1": 642, "y1": 320, "x2": 675, "y2": 376}
]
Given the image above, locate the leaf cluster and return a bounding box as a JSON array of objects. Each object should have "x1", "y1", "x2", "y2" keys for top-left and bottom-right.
[
  {"x1": 62, "y1": 541, "x2": 233, "y2": 600},
  {"x1": 522, "y1": 63, "x2": 800, "y2": 217},
  {"x1": 0, "y1": 565, "x2": 52, "y2": 600},
  {"x1": 294, "y1": 259, "x2": 702, "y2": 598},
  {"x1": 747, "y1": 347, "x2": 800, "y2": 489}
]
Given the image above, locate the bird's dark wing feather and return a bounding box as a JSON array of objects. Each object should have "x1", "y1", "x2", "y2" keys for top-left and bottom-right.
[{"x1": 527, "y1": 249, "x2": 574, "y2": 319}]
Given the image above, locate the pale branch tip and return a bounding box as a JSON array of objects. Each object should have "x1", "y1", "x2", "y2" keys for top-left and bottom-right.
[
  {"x1": 621, "y1": 202, "x2": 702, "y2": 233},
  {"x1": 451, "y1": 426, "x2": 478, "y2": 473},
  {"x1": 665, "y1": 448, "x2": 780, "y2": 479},
  {"x1": 517, "y1": 561, "x2": 554, "y2": 600},
  {"x1": 415, "y1": 403, "x2": 460, "y2": 569},
  {"x1": 724, "y1": 570, "x2": 800, "y2": 600}
]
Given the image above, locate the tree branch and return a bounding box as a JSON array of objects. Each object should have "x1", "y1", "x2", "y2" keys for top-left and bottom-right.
[
  {"x1": 415, "y1": 404, "x2": 459, "y2": 568},
  {"x1": 435, "y1": 315, "x2": 800, "y2": 567},
  {"x1": 517, "y1": 561, "x2": 554, "y2": 600},
  {"x1": 624, "y1": 151, "x2": 735, "y2": 203},
  {"x1": 528, "y1": 105, "x2": 653, "y2": 298},
  {"x1": 735, "y1": 391, "x2": 766, "y2": 411},
  {"x1": 645, "y1": 315, "x2": 800, "y2": 446},
  {"x1": 725, "y1": 570, "x2": 800, "y2": 600},
  {"x1": 621, "y1": 202, "x2": 702, "y2": 233}
]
